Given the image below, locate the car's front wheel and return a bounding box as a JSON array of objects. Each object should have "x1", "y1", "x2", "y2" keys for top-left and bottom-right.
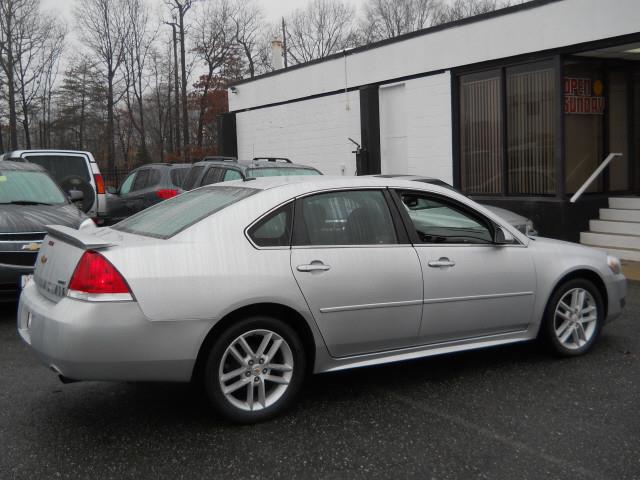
[
  {"x1": 542, "y1": 278, "x2": 604, "y2": 356},
  {"x1": 204, "y1": 316, "x2": 306, "y2": 423}
]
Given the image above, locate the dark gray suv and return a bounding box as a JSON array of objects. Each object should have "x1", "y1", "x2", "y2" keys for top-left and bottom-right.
[
  {"x1": 105, "y1": 163, "x2": 190, "y2": 223},
  {"x1": 181, "y1": 157, "x2": 322, "y2": 191}
]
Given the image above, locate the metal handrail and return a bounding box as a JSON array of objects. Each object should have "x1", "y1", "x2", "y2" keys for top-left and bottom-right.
[{"x1": 569, "y1": 153, "x2": 623, "y2": 204}]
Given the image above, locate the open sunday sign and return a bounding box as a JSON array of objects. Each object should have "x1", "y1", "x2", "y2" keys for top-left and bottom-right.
[{"x1": 563, "y1": 77, "x2": 605, "y2": 115}]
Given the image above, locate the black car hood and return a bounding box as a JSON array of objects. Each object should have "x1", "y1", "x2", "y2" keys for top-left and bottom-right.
[{"x1": 0, "y1": 204, "x2": 87, "y2": 233}]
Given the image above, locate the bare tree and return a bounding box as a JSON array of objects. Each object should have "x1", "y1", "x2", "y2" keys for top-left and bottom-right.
[
  {"x1": 75, "y1": 0, "x2": 130, "y2": 173},
  {"x1": 285, "y1": 0, "x2": 358, "y2": 64},
  {"x1": 165, "y1": 0, "x2": 193, "y2": 160},
  {"x1": 360, "y1": 0, "x2": 443, "y2": 42},
  {"x1": 191, "y1": 0, "x2": 236, "y2": 149},
  {"x1": 439, "y1": 0, "x2": 512, "y2": 22},
  {"x1": 231, "y1": 0, "x2": 264, "y2": 78},
  {"x1": 122, "y1": 0, "x2": 158, "y2": 164}
]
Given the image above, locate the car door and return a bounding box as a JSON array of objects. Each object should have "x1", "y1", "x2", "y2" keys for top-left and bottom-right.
[
  {"x1": 393, "y1": 189, "x2": 536, "y2": 344},
  {"x1": 107, "y1": 171, "x2": 137, "y2": 221},
  {"x1": 124, "y1": 168, "x2": 150, "y2": 215},
  {"x1": 290, "y1": 189, "x2": 423, "y2": 357}
]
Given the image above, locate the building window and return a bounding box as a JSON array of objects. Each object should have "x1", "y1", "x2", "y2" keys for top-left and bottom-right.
[
  {"x1": 563, "y1": 60, "x2": 604, "y2": 194},
  {"x1": 506, "y1": 63, "x2": 556, "y2": 194},
  {"x1": 459, "y1": 70, "x2": 503, "y2": 194}
]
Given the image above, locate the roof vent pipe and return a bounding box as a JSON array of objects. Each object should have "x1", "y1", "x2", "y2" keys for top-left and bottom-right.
[{"x1": 271, "y1": 38, "x2": 284, "y2": 70}]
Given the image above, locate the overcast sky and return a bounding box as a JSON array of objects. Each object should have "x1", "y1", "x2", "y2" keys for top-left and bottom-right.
[{"x1": 41, "y1": 0, "x2": 365, "y2": 24}]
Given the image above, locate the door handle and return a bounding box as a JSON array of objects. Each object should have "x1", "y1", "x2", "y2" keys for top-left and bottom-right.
[
  {"x1": 428, "y1": 257, "x2": 456, "y2": 268},
  {"x1": 297, "y1": 262, "x2": 331, "y2": 272}
]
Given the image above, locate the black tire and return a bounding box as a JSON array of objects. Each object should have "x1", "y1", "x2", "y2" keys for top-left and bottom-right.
[
  {"x1": 541, "y1": 278, "x2": 604, "y2": 357},
  {"x1": 59, "y1": 175, "x2": 95, "y2": 213},
  {"x1": 203, "y1": 315, "x2": 306, "y2": 424}
]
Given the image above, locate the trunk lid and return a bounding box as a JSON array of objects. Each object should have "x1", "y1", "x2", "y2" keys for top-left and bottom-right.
[{"x1": 33, "y1": 225, "x2": 117, "y2": 302}]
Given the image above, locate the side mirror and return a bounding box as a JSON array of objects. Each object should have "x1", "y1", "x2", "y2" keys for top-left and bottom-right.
[
  {"x1": 106, "y1": 186, "x2": 117, "y2": 195},
  {"x1": 494, "y1": 226, "x2": 515, "y2": 245},
  {"x1": 68, "y1": 189, "x2": 84, "y2": 202}
]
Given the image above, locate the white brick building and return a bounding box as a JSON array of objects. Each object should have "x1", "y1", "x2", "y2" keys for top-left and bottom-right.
[{"x1": 223, "y1": 0, "x2": 640, "y2": 244}]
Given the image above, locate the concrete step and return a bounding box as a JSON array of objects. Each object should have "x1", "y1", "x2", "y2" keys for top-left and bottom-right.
[
  {"x1": 582, "y1": 245, "x2": 640, "y2": 262},
  {"x1": 580, "y1": 231, "x2": 640, "y2": 251},
  {"x1": 590, "y1": 219, "x2": 640, "y2": 236},
  {"x1": 609, "y1": 197, "x2": 640, "y2": 210},
  {"x1": 600, "y1": 208, "x2": 640, "y2": 223}
]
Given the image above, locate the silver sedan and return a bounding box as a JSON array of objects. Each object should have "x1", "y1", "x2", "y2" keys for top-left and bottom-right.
[{"x1": 18, "y1": 176, "x2": 626, "y2": 423}]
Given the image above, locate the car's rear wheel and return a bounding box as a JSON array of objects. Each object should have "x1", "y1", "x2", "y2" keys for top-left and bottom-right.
[
  {"x1": 204, "y1": 316, "x2": 306, "y2": 423},
  {"x1": 542, "y1": 278, "x2": 604, "y2": 356}
]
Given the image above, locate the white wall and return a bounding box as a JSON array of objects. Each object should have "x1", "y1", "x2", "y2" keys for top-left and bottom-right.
[
  {"x1": 229, "y1": 0, "x2": 639, "y2": 112},
  {"x1": 379, "y1": 73, "x2": 453, "y2": 182},
  {"x1": 236, "y1": 92, "x2": 361, "y2": 176}
]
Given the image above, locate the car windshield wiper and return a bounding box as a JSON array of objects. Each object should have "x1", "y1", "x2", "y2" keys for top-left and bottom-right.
[{"x1": 0, "y1": 200, "x2": 55, "y2": 206}]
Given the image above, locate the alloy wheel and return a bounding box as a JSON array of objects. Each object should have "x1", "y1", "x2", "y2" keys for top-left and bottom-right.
[
  {"x1": 553, "y1": 287, "x2": 598, "y2": 350},
  {"x1": 218, "y1": 329, "x2": 294, "y2": 412}
]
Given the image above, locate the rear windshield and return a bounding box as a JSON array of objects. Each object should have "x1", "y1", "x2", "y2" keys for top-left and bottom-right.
[
  {"x1": 247, "y1": 167, "x2": 321, "y2": 177},
  {"x1": 23, "y1": 155, "x2": 91, "y2": 182},
  {"x1": 113, "y1": 186, "x2": 257, "y2": 239},
  {"x1": 170, "y1": 168, "x2": 188, "y2": 187},
  {"x1": 0, "y1": 169, "x2": 66, "y2": 205}
]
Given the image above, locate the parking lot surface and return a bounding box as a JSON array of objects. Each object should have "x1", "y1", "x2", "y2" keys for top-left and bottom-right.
[{"x1": 1, "y1": 284, "x2": 639, "y2": 480}]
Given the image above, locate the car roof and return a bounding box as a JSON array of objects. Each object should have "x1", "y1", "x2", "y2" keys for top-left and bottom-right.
[
  {"x1": 0, "y1": 160, "x2": 46, "y2": 172},
  {"x1": 191, "y1": 158, "x2": 320, "y2": 172}
]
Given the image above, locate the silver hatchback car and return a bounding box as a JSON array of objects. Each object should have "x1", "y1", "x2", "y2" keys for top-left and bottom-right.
[{"x1": 18, "y1": 176, "x2": 626, "y2": 423}]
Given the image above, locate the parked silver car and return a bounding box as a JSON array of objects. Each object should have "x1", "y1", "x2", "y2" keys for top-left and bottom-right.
[{"x1": 18, "y1": 176, "x2": 626, "y2": 423}]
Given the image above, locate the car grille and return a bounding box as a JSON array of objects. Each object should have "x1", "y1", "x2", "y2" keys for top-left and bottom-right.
[{"x1": 0, "y1": 232, "x2": 46, "y2": 267}]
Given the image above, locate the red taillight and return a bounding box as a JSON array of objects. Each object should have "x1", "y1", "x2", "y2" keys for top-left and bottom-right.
[
  {"x1": 156, "y1": 189, "x2": 178, "y2": 199},
  {"x1": 94, "y1": 174, "x2": 105, "y2": 194},
  {"x1": 68, "y1": 251, "x2": 130, "y2": 295}
]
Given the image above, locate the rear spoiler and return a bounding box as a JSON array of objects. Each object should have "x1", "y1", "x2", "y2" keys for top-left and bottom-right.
[{"x1": 45, "y1": 225, "x2": 114, "y2": 250}]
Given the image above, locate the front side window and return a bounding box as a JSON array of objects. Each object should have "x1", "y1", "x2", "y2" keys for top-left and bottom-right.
[
  {"x1": 247, "y1": 203, "x2": 293, "y2": 247},
  {"x1": 201, "y1": 167, "x2": 223, "y2": 186},
  {"x1": 182, "y1": 166, "x2": 205, "y2": 190},
  {"x1": 119, "y1": 172, "x2": 136, "y2": 194},
  {"x1": 114, "y1": 186, "x2": 257, "y2": 239},
  {"x1": 131, "y1": 169, "x2": 150, "y2": 191},
  {"x1": 398, "y1": 191, "x2": 493, "y2": 244},
  {"x1": 294, "y1": 190, "x2": 397, "y2": 246},
  {"x1": 0, "y1": 169, "x2": 66, "y2": 205},
  {"x1": 223, "y1": 169, "x2": 242, "y2": 181}
]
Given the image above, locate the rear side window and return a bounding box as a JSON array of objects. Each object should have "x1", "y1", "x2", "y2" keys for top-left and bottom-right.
[
  {"x1": 113, "y1": 186, "x2": 257, "y2": 239},
  {"x1": 247, "y1": 203, "x2": 293, "y2": 247},
  {"x1": 294, "y1": 190, "x2": 397, "y2": 246},
  {"x1": 182, "y1": 166, "x2": 205, "y2": 190},
  {"x1": 23, "y1": 155, "x2": 90, "y2": 182},
  {"x1": 170, "y1": 168, "x2": 188, "y2": 187}
]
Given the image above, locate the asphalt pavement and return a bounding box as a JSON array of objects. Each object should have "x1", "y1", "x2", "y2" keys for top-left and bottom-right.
[{"x1": 1, "y1": 284, "x2": 639, "y2": 480}]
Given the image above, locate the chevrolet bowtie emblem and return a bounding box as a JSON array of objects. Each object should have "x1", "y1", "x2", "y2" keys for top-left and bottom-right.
[
  {"x1": 21, "y1": 242, "x2": 41, "y2": 252},
  {"x1": 40, "y1": 255, "x2": 48, "y2": 264}
]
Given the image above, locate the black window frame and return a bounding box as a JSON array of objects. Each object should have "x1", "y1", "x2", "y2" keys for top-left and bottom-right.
[{"x1": 390, "y1": 189, "x2": 502, "y2": 245}]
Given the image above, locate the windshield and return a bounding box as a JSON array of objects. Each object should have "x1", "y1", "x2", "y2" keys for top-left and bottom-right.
[
  {"x1": 0, "y1": 169, "x2": 66, "y2": 205},
  {"x1": 247, "y1": 167, "x2": 321, "y2": 177},
  {"x1": 113, "y1": 186, "x2": 257, "y2": 239}
]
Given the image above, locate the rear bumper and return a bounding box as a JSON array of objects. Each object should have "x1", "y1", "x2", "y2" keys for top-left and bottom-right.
[
  {"x1": 18, "y1": 282, "x2": 212, "y2": 382},
  {"x1": 605, "y1": 273, "x2": 626, "y2": 324}
]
